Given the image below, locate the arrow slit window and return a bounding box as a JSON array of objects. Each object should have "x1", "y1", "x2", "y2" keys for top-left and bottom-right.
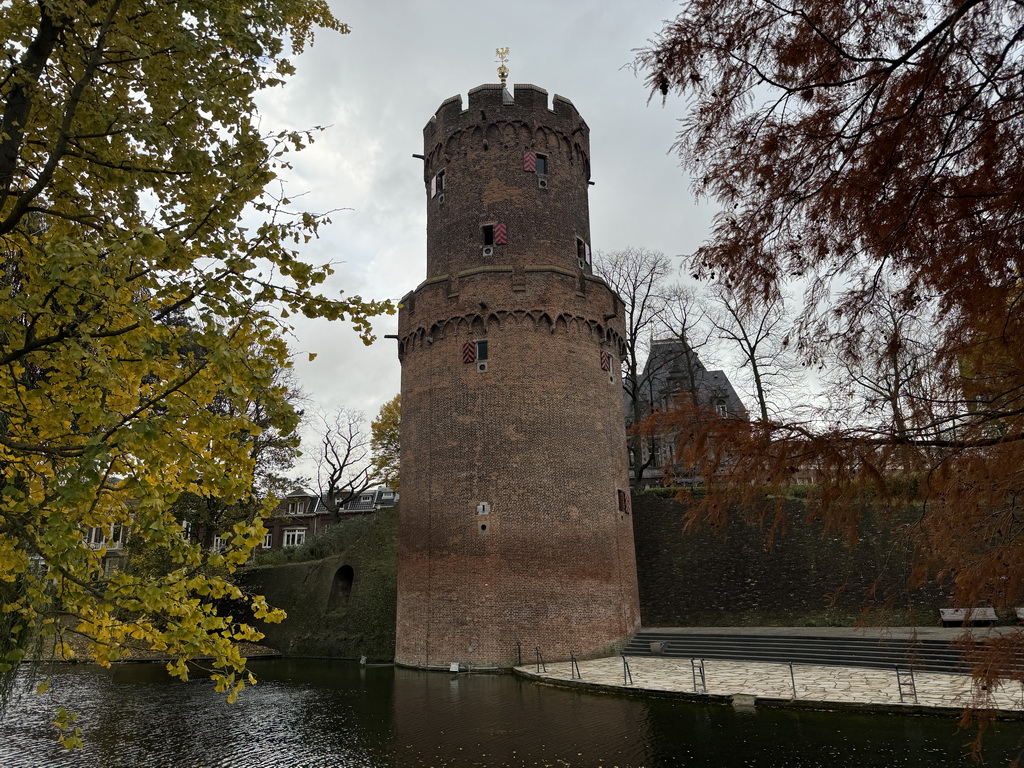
[{"x1": 431, "y1": 169, "x2": 445, "y2": 198}]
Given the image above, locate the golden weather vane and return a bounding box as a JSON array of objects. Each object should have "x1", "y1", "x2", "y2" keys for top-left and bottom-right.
[{"x1": 495, "y1": 47, "x2": 510, "y2": 86}]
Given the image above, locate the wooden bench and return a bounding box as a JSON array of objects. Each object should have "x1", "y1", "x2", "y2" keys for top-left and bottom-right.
[{"x1": 940, "y1": 607, "x2": 998, "y2": 627}]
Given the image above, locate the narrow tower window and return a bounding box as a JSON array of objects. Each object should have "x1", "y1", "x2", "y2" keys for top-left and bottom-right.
[
  {"x1": 576, "y1": 238, "x2": 588, "y2": 265},
  {"x1": 431, "y1": 169, "x2": 445, "y2": 198},
  {"x1": 482, "y1": 225, "x2": 494, "y2": 246},
  {"x1": 535, "y1": 154, "x2": 548, "y2": 175},
  {"x1": 463, "y1": 339, "x2": 489, "y2": 372}
]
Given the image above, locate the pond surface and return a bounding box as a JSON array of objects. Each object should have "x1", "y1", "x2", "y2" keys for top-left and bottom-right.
[{"x1": 1, "y1": 659, "x2": 1022, "y2": 767}]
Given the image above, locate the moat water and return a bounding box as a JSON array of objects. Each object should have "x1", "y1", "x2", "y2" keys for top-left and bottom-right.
[{"x1": 1, "y1": 659, "x2": 1022, "y2": 767}]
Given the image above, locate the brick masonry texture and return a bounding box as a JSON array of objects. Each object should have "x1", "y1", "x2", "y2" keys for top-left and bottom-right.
[
  {"x1": 395, "y1": 84, "x2": 641, "y2": 669},
  {"x1": 423, "y1": 84, "x2": 593, "y2": 279},
  {"x1": 632, "y1": 494, "x2": 945, "y2": 627}
]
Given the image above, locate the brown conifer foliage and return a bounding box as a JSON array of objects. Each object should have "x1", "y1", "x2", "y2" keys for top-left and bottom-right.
[{"x1": 638, "y1": 0, "x2": 1024, "y2": 681}]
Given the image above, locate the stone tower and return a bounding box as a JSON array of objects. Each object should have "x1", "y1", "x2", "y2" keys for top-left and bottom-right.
[{"x1": 395, "y1": 82, "x2": 641, "y2": 669}]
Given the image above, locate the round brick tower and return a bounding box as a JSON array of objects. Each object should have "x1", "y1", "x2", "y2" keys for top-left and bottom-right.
[{"x1": 395, "y1": 82, "x2": 641, "y2": 669}]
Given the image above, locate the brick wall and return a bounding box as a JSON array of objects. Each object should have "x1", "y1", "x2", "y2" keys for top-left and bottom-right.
[{"x1": 633, "y1": 494, "x2": 945, "y2": 627}]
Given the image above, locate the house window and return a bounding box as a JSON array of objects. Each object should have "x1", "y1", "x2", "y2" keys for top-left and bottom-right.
[
  {"x1": 536, "y1": 154, "x2": 548, "y2": 175},
  {"x1": 287, "y1": 499, "x2": 302, "y2": 516},
  {"x1": 716, "y1": 401, "x2": 728, "y2": 417},
  {"x1": 381, "y1": 491, "x2": 394, "y2": 499},
  {"x1": 283, "y1": 528, "x2": 306, "y2": 548},
  {"x1": 658, "y1": 439, "x2": 675, "y2": 467},
  {"x1": 263, "y1": 532, "x2": 273, "y2": 548},
  {"x1": 482, "y1": 225, "x2": 494, "y2": 246},
  {"x1": 360, "y1": 494, "x2": 373, "y2": 503},
  {"x1": 213, "y1": 535, "x2": 224, "y2": 552}
]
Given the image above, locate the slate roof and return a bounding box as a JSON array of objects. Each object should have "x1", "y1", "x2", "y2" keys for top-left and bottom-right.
[{"x1": 625, "y1": 338, "x2": 748, "y2": 423}]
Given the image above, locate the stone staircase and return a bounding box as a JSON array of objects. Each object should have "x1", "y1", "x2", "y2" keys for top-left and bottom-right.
[{"x1": 623, "y1": 630, "x2": 971, "y2": 674}]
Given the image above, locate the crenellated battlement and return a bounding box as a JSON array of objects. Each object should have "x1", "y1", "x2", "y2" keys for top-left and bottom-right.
[{"x1": 424, "y1": 83, "x2": 589, "y2": 144}]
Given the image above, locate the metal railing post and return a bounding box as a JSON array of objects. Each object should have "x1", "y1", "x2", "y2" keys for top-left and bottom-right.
[
  {"x1": 535, "y1": 647, "x2": 546, "y2": 673},
  {"x1": 570, "y1": 652, "x2": 581, "y2": 679},
  {"x1": 622, "y1": 655, "x2": 633, "y2": 685},
  {"x1": 789, "y1": 662, "x2": 797, "y2": 699},
  {"x1": 691, "y1": 658, "x2": 706, "y2": 692}
]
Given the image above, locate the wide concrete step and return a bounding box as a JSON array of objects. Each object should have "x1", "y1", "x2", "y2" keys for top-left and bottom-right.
[{"x1": 624, "y1": 631, "x2": 978, "y2": 674}]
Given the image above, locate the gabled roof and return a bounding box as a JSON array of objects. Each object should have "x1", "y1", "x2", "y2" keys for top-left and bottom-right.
[{"x1": 626, "y1": 338, "x2": 748, "y2": 422}]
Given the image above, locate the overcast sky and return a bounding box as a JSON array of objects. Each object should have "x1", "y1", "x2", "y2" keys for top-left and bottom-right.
[{"x1": 254, "y1": 0, "x2": 716, "y2": 474}]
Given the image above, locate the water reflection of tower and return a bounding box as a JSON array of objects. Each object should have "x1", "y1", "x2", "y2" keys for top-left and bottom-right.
[{"x1": 394, "y1": 73, "x2": 641, "y2": 669}]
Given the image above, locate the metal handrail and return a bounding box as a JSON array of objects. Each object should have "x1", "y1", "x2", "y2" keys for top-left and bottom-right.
[
  {"x1": 691, "y1": 658, "x2": 706, "y2": 692},
  {"x1": 535, "y1": 647, "x2": 546, "y2": 673},
  {"x1": 622, "y1": 655, "x2": 633, "y2": 685},
  {"x1": 896, "y1": 665, "x2": 918, "y2": 704},
  {"x1": 570, "y1": 652, "x2": 581, "y2": 679}
]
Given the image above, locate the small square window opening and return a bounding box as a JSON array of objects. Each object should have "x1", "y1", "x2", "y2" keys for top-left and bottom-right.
[{"x1": 576, "y1": 238, "x2": 588, "y2": 263}]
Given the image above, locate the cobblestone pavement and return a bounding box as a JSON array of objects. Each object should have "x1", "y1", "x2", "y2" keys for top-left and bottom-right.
[{"x1": 517, "y1": 656, "x2": 1024, "y2": 713}]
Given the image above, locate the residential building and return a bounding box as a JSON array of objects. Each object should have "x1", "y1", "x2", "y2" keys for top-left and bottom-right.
[
  {"x1": 626, "y1": 338, "x2": 748, "y2": 488},
  {"x1": 260, "y1": 486, "x2": 398, "y2": 551}
]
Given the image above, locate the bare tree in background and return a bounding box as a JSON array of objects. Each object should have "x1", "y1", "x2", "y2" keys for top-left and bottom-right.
[
  {"x1": 594, "y1": 247, "x2": 672, "y2": 491},
  {"x1": 707, "y1": 286, "x2": 795, "y2": 423},
  {"x1": 661, "y1": 283, "x2": 716, "y2": 406},
  {"x1": 312, "y1": 409, "x2": 378, "y2": 520}
]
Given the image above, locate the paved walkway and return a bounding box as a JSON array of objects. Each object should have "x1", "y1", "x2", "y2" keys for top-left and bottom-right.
[{"x1": 514, "y1": 628, "x2": 1024, "y2": 716}]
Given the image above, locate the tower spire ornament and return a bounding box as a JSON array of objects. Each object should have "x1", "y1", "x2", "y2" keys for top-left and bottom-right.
[{"x1": 495, "y1": 47, "x2": 510, "y2": 86}]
